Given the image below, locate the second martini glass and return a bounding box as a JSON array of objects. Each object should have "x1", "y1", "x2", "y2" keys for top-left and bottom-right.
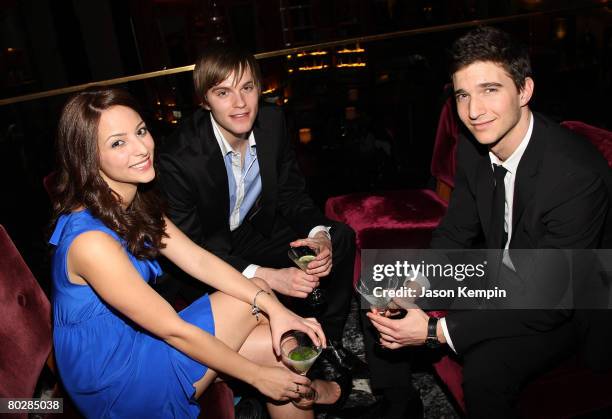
[
  {"x1": 356, "y1": 275, "x2": 400, "y2": 314},
  {"x1": 288, "y1": 246, "x2": 326, "y2": 310},
  {"x1": 280, "y1": 330, "x2": 323, "y2": 407}
]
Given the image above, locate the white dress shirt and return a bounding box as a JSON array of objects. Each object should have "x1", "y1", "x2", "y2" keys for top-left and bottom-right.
[{"x1": 210, "y1": 114, "x2": 331, "y2": 278}]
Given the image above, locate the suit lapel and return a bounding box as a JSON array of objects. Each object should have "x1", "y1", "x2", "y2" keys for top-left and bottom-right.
[
  {"x1": 200, "y1": 112, "x2": 231, "y2": 223},
  {"x1": 250, "y1": 110, "x2": 277, "y2": 235},
  {"x1": 253, "y1": 116, "x2": 274, "y2": 197},
  {"x1": 512, "y1": 115, "x2": 546, "y2": 239}
]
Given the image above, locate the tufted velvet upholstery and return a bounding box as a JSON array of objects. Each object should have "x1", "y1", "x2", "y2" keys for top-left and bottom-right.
[
  {"x1": 430, "y1": 335, "x2": 612, "y2": 418},
  {"x1": 430, "y1": 97, "x2": 459, "y2": 188},
  {"x1": 198, "y1": 382, "x2": 235, "y2": 419},
  {"x1": 324, "y1": 97, "x2": 459, "y2": 285},
  {"x1": 561, "y1": 121, "x2": 612, "y2": 167},
  {"x1": 0, "y1": 225, "x2": 52, "y2": 418},
  {"x1": 325, "y1": 189, "x2": 448, "y2": 285}
]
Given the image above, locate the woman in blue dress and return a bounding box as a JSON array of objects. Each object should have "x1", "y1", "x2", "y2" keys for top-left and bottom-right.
[{"x1": 49, "y1": 87, "x2": 344, "y2": 418}]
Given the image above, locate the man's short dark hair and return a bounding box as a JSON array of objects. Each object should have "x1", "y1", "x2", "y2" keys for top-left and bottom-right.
[
  {"x1": 449, "y1": 26, "x2": 532, "y2": 90},
  {"x1": 193, "y1": 44, "x2": 262, "y2": 104}
]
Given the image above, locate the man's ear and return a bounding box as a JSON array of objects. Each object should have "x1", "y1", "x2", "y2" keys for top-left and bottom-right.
[
  {"x1": 202, "y1": 97, "x2": 211, "y2": 110},
  {"x1": 519, "y1": 77, "x2": 534, "y2": 106}
]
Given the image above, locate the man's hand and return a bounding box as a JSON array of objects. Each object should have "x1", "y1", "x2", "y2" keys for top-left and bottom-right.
[
  {"x1": 255, "y1": 266, "x2": 319, "y2": 298},
  {"x1": 385, "y1": 279, "x2": 424, "y2": 311},
  {"x1": 366, "y1": 308, "x2": 433, "y2": 349},
  {"x1": 290, "y1": 231, "x2": 333, "y2": 277}
]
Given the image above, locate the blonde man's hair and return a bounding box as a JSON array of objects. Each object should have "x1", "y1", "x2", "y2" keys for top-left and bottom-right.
[{"x1": 193, "y1": 45, "x2": 262, "y2": 105}]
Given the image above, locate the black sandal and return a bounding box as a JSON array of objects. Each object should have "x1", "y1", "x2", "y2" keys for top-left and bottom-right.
[{"x1": 315, "y1": 368, "x2": 353, "y2": 412}]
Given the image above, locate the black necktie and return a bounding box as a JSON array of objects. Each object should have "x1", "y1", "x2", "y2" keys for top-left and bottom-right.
[{"x1": 488, "y1": 164, "x2": 508, "y2": 249}]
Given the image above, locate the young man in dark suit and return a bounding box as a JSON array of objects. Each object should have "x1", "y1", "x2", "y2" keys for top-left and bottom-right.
[
  {"x1": 156, "y1": 46, "x2": 359, "y2": 371},
  {"x1": 367, "y1": 26, "x2": 611, "y2": 418}
]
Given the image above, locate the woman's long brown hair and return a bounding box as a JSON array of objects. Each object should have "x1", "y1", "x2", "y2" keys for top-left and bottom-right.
[{"x1": 51, "y1": 87, "x2": 166, "y2": 259}]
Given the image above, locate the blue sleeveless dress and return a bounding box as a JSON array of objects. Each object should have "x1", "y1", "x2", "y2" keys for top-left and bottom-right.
[{"x1": 50, "y1": 209, "x2": 215, "y2": 418}]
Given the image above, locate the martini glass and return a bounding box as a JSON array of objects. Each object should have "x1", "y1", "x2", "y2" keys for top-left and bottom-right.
[
  {"x1": 288, "y1": 246, "x2": 326, "y2": 310},
  {"x1": 356, "y1": 275, "x2": 400, "y2": 314},
  {"x1": 280, "y1": 330, "x2": 323, "y2": 407}
]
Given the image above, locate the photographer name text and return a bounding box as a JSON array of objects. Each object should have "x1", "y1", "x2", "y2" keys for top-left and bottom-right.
[{"x1": 373, "y1": 286, "x2": 507, "y2": 300}]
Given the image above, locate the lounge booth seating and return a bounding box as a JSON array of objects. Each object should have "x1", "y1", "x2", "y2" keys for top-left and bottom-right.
[{"x1": 0, "y1": 225, "x2": 52, "y2": 419}]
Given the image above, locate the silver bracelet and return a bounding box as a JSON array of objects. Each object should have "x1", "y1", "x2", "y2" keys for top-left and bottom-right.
[{"x1": 251, "y1": 289, "x2": 270, "y2": 321}]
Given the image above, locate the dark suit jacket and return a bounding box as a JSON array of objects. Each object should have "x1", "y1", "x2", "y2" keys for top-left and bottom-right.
[
  {"x1": 156, "y1": 105, "x2": 328, "y2": 272},
  {"x1": 431, "y1": 112, "x2": 612, "y2": 367}
]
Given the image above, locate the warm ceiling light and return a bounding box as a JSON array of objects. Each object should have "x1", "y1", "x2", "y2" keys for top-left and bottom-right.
[
  {"x1": 337, "y1": 63, "x2": 366, "y2": 68},
  {"x1": 297, "y1": 51, "x2": 327, "y2": 58},
  {"x1": 554, "y1": 18, "x2": 568, "y2": 40},
  {"x1": 299, "y1": 128, "x2": 312, "y2": 144},
  {"x1": 298, "y1": 65, "x2": 329, "y2": 71},
  {"x1": 337, "y1": 47, "x2": 365, "y2": 54}
]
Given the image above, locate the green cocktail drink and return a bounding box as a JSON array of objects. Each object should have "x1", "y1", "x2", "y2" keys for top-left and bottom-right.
[
  {"x1": 286, "y1": 346, "x2": 321, "y2": 374},
  {"x1": 280, "y1": 331, "x2": 323, "y2": 407},
  {"x1": 295, "y1": 254, "x2": 316, "y2": 271}
]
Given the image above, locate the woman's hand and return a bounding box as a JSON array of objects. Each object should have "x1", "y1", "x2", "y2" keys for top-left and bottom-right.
[
  {"x1": 252, "y1": 365, "x2": 311, "y2": 401},
  {"x1": 248, "y1": 278, "x2": 325, "y2": 354},
  {"x1": 268, "y1": 307, "x2": 327, "y2": 356}
]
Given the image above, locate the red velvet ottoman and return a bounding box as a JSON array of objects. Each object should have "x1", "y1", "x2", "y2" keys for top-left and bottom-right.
[
  {"x1": 325, "y1": 189, "x2": 448, "y2": 285},
  {"x1": 324, "y1": 96, "x2": 459, "y2": 285}
]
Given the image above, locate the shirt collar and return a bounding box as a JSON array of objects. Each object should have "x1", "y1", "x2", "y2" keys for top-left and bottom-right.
[
  {"x1": 489, "y1": 111, "x2": 533, "y2": 174},
  {"x1": 210, "y1": 113, "x2": 256, "y2": 157}
]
